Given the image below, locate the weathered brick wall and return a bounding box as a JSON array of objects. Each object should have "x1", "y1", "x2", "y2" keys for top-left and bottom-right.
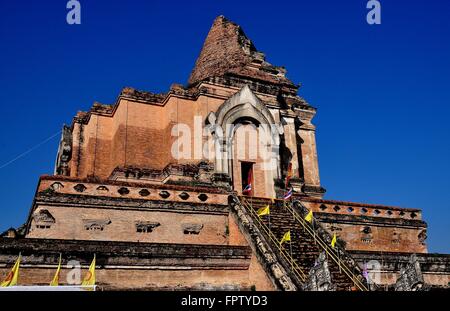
[
  {"x1": 27, "y1": 178, "x2": 238, "y2": 245},
  {"x1": 27, "y1": 206, "x2": 230, "y2": 244},
  {"x1": 301, "y1": 198, "x2": 427, "y2": 253},
  {"x1": 0, "y1": 264, "x2": 274, "y2": 291},
  {"x1": 38, "y1": 178, "x2": 229, "y2": 204},
  {"x1": 76, "y1": 100, "x2": 179, "y2": 179},
  {"x1": 0, "y1": 238, "x2": 275, "y2": 290},
  {"x1": 349, "y1": 251, "x2": 450, "y2": 288},
  {"x1": 323, "y1": 221, "x2": 426, "y2": 253},
  {"x1": 72, "y1": 94, "x2": 228, "y2": 180}
]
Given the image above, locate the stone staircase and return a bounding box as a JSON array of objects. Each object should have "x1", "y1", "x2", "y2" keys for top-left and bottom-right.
[{"x1": 237, "y1": 195, "x2": 369, "y2": 291}]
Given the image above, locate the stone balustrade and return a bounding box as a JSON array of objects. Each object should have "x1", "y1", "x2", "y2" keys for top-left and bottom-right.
[
  {"x1": 38, "y1": 176, "x2": 228, "y2": 206},
  {"x1": 299, "y1": 197, "x2": 422, "y2": 221}
]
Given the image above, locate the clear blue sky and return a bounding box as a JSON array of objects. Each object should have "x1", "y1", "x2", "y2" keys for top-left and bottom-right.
[{"x1": 0, "y1": 0, "x2": 448, "y2": 253}]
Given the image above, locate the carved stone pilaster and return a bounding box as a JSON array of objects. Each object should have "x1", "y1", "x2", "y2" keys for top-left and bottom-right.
[{"x1": 32, "y1": 210, "x2": 56, "y2": 227}]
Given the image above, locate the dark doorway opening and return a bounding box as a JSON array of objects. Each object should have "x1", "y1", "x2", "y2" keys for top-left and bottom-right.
[{"x1": 241, "y1": 162, "x2": 254, "y2": 195}]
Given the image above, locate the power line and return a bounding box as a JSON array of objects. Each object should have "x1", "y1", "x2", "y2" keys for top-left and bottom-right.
[{"x1": 0, "y1": 130, "x2": 61, "y2": 170}]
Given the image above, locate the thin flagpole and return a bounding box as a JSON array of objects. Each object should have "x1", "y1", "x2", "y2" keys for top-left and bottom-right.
[
  {"x1": 312, "y1": 218, "x2": 316, "y2": 244},
  {"x1": 338, "y1": 248, "x2": 341, "y2": 273},
  {"x1": 289, "y1": 237, "x2": 293, "y2": 271},
  {"x1": 250, "y1": 175, "x2": 253, "y2": 209},
  {"x1": 291, "y1": 197, "x2": 295, "y2": 220}
]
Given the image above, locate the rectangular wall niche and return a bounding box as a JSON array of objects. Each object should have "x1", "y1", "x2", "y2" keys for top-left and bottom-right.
[
  {"x1": 241, "y1": 161, "x2": 254, "y2": 193},
  {"x1": 135, "y1": 221, "x2": 160, "y2": 233}
]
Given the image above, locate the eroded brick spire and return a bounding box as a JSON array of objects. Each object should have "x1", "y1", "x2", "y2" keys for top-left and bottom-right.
[{"x1": 188, "y1": 15, "x2": 295, "y2": 87}]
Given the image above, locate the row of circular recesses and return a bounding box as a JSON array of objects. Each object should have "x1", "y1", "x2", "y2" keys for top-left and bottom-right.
[
  {"x1": 68, "y1": 183, "x2": 209, "y2": 201},
  {"x1": 319, "y1": 204, "x2": 417, "y2": 219}
]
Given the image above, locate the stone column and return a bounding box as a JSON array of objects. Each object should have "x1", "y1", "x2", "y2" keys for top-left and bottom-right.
[
  {"x1": 70, "y1": 121, "x2": 82, "y2": 178},
  {"x1": 281, "y1": 116, "x2": 301, "y2": 178},
  {"x1": 213, "y1": 134, "x2": 223, "y2": 173},
  {"x1": 296, "y1": 108, "x2": 324, "y2": 198}
]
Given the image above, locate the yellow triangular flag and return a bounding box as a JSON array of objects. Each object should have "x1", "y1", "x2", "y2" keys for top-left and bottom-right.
[
  {"x1": 81, "y1": 254, "x2": 96, "y2": 287},
  {"x1": 257, "y1": 205, "x2": 270, "y2": 217},
  {"x1": 279, "y1": 231, "x2": 291, "y2": 245},
  {"x1": 1, "y1": 253, "x2": 21, "y2": 287},
  {"x1": 305, "y1": 210, "x2": 313, "y2": 223},
  {"x1": 50, "y1": 253, "x2": 62, "y2": 286},
  {"x1": 331, "y1": 233, "x2": 337, "y2": 248}
]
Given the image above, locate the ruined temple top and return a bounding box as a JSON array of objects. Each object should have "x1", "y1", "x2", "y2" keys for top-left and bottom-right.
[{"x1": 188, "y1": 15, "x2": 296, "y2": 88}]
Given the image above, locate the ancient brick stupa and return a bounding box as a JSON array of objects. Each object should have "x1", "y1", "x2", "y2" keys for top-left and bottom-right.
[{"x1": 1, "y1": 16, "x2": 449, "y2": 291}]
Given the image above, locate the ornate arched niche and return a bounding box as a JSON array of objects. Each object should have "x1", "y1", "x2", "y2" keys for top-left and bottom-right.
[{"x1": 205, "y1": 85, "x2": 282, "y2": 197}]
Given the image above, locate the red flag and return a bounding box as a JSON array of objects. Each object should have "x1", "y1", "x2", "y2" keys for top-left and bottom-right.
[
  {"x1": 243, "y1": 168, "x2": 253, "y2": 196},
  {"x1": 285, "y1": 162, "x2": 293, "y2": 188}
]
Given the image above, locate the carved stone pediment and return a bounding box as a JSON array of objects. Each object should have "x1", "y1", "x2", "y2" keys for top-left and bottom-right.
[
  {"x1": 182, "y1": 223, "x2": 203, "y2": 235},
  {"x1": 135, "y1": 221, "x2": 160, "y2": 233},
  {"x1": 83, "y1": 219, "x2": 111, "y2": 231},
  {"x1": 33, "y1": 209, "x2": 56, "y2": 224},
  {"x1": 205, "y1": 85, "x2": 283, "y2": 177}
]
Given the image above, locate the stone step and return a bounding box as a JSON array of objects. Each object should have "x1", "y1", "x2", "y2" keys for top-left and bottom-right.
[{"x1": 240, "y1": 198, "x2": 357, "y2": 290}]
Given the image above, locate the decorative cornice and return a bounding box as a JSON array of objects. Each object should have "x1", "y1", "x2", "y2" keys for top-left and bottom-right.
[
  {"x1": 34, "y1": 192, "x2": 229, "y2": 215},
  {"x1": 39, "y1": 174, "x2": 227, "y2": 194},
  {"x1": 315, "y1": 212, "x2": 427, "y2": 228},
  {"x1": 299, "y1": 196, "x2": 422, "y2": 213},
  {"x1": 348, "y1": 250, "x2": 450, "y2": 273},
  {"x1": 0, "y1": 237, "x2": 251, "y2": 270}
]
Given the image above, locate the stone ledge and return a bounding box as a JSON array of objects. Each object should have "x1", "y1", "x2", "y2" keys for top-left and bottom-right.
[
  {"x1": 301, "y1": 196, "x2": 421, "y2": 212},
  {"x1": 40, "y1": 175, "x2": 228, "y2": 194},
  {"x1": 315, "y1": 212, "x2": 427, "y2": 228},
  {"x1": 34, "y1": 192, "x2": 229, "y2": 215},
  {"x1": 0, "y1": 238, "x2": 251, "y2": 270},
  {"x1": 348, "y1": 250, "x2": 450, "y2": 273}
]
